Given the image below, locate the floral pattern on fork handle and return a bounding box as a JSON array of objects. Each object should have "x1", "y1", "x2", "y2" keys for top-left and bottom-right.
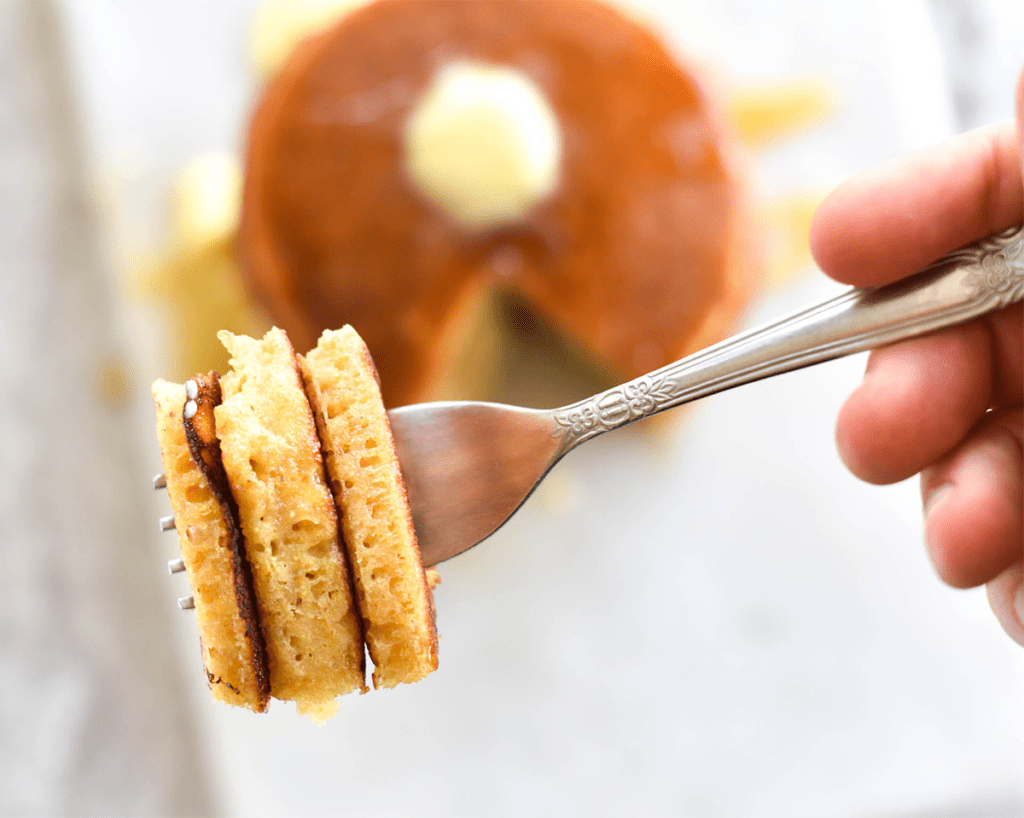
[{"x1": 552, "y1": 224, "x2": 1024, "y2": 456}]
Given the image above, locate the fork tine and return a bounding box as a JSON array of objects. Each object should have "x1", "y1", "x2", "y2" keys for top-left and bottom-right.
[
  {"x1": 168, "y1": 557, "x2": 186, "y2": 574},
  {"x1": 177, "y1": 596, "x2": 195, "y2": 610},
  {"x1": 159, "y1": 514, "x2": 176, "y2": 532},
  {"x1": 153, "y1": 473, "x2": 167, "y2": 490}
]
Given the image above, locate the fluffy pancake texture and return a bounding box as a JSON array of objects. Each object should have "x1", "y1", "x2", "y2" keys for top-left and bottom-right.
[
  {"x1": 301, "y1": 326, "x2": 438, "y2": 688},
  {"x1": 152, "y1": 377, "x2": 269, "y2": 712},
  {"x1": 215, "y1": 327, "x2": 366, "y2": 721},
  {"x1": 154, "y1": 324, "x2": 441, "y2": 719}
]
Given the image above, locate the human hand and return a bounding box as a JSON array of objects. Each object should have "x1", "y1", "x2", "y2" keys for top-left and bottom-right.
[{"x1": 809, "y1": 68, "x2": 1024, "y2": 645}]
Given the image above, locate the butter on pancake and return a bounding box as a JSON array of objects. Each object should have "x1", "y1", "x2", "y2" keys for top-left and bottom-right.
[
  {"x1": 153, "y1": 375, "x2": 270, "y2": 712},
  {"x1": 404, "y1": 61, "x2": 562, "y2": 229},
  {"x1": 215, "y1": 327, "x2": 366, "y2": 721},
  {"x1": 300, "y1": 326, "x2": 438, "y2": 688}
]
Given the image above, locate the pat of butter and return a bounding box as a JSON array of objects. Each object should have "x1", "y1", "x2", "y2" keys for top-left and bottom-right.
[{"x1": 404, "y1": 62, "x2": 562, "y2": 228}]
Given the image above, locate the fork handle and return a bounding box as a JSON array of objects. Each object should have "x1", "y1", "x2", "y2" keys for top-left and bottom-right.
[{"x1": 551, "y1": 224, "x2": 1024, "y2": 455}]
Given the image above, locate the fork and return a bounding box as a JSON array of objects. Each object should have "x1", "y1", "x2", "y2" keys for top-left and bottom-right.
[{"x1": 388, "y1": 225, "x2": 1024, "y2": 567}]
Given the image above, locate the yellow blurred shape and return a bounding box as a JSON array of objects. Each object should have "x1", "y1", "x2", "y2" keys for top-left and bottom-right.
[
  {"x1": 729, "y1": 81, "x2": 835, "y2": 147},
  {"x1": 760, "y1": 191, "x2": 826, "y2": 288},
  {"x1": 140, "y1": 239, "x2": 269, "y2": 379},
  {"x1": 136, "y1": 154, "x2": 268, "y2": 378},
  {"x1": 250, "y1": 0, "x2": 368, "y2": 77},
  {"x1": 173, "y1": 152, "x2": 242, "y2": 248},
  {"x1": 93, "y1": 355, "x2": 134, "y2": 408}
]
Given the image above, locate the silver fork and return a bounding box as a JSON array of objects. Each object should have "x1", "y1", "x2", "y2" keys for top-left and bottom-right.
[{"x1": 389, "y1": 225, "x2": 1024, "y2": 567}]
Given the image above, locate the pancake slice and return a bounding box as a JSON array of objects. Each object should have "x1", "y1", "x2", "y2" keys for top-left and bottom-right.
[
  {"x1": 153, "y1": 376, "x2": 270, "y2": 712},
  {"x1": 300, "y1": 326, "x2": 438, "y2": 688},
  {"x1": 215, "y1": 327, "x2": 366, "y2": 722}
]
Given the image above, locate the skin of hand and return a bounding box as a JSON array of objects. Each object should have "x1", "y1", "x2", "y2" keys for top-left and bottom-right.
[{"x1": 809, "y1": 67, "x2": 1024, "y2": 646}]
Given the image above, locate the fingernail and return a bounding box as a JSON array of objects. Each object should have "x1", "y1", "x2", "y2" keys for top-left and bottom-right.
[
  {"x1": 1015, "y1": 583, "x2": 1024, "y2": 634},
  {"x1": 922, "y1": 483, "x2": 952, "y2": 519},
  {"x1": 921, "y1": 484, "x2": 953, "y2": 576}
]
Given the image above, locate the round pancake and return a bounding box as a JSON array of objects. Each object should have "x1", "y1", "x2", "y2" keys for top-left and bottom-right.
[{"x1": 240, "y1": 0, "x2": 757, "y2": 406}]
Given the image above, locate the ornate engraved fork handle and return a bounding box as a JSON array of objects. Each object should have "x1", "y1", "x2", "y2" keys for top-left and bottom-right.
[{"x1": 552, "y1": 224, "x2": 1024, "y2": 455}]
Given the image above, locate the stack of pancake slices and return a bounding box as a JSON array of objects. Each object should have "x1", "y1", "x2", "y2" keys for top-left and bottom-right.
[{"x1": 153, "y1": 325, "x2": 437, "y2": 723}]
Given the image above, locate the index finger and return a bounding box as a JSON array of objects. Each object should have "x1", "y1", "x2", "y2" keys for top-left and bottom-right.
[{"x1": 809, "y1": 120, "x2": 1023, "y2": 288}]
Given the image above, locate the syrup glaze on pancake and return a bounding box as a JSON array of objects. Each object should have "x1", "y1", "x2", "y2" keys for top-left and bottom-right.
[
  {"x1": 241, "y1": 0, "x2": 756, "y2": 407},
  {"x1": 182, "y1": 373, "x2": 271, "y2": 708}
]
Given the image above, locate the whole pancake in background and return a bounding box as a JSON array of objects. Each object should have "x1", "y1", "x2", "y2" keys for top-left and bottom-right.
[{"x1": 241, "y1": 0, "x2": 757, "y2": 407}]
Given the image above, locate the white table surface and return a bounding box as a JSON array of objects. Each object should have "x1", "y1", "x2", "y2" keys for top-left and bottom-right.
[{"x1": 24, "y1": 0, "x2": 1024, "y2": 814}]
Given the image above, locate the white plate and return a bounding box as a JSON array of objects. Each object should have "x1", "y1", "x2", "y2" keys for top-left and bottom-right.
[{"x1": 58, "y1": 1, "x2": 1024, "y2": 815}]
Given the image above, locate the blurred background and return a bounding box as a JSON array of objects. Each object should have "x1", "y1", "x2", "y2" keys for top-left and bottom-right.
[{"x1": 1, "y1": 0, "x2": 1022, "y2": 815}]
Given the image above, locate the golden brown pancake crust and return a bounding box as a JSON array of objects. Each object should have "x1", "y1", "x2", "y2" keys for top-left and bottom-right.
[
  {"x1": 240, "y1": 0, "x2": 756, "y2": 407},
  {"x1": 183, "y1": 373, "x2": 271, "y2": 709},
  {"x1": 300, "y1": 327, "x2": 438, "y2": 688},
  {"x1": 152, "y1": 379, "x2": 269, "y2": 712}
]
